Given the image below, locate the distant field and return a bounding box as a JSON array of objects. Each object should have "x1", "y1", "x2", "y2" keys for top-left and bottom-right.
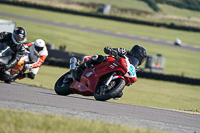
[
  {"x1": 0, "y1": 4, "x2": 200, "y2": 46},
  {"x1": 19, "y1": 0, "x2": 200, "y2": 28},
  {"x1": 21, "y1": 0, "x2": 155, "y2": 12},
  {"x1": 75, "y1": 0, "x2": 154, "y2": 12}
]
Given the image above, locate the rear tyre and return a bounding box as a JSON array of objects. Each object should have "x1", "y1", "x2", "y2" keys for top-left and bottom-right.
[
  {"x1": 94, "y1": 78, "x2": 126, "y2": 101},
  {"x1": 54, "y1": 72, "x2": 72, "y2": 96}
]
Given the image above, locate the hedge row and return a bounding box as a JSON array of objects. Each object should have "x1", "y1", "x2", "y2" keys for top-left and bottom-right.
[
  {"x1": 1, "y1": 0, "x2": 200, "y2": 32},
  {"x1": 137, "y1": 71, "x2": 200, "y2": 86}
]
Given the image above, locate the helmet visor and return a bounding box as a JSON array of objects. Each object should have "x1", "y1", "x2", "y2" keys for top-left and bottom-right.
[
  {"x1": 13, "y1": 34, "x2": 25, "y2": 43},
  {"x1": 128, "y1": 55, "x2": 139, "y2": 67},
  {"x1": 35, "y1": 45, "x2": 44, "y2": 52}
]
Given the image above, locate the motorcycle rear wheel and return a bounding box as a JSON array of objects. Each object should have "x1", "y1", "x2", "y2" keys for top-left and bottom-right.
[
  {"x1": 94, "y1": 78, "x2": 126, "y2": 101},
  {"x1": 54, "y1": 72, "x2": 72, "y2": 96}
]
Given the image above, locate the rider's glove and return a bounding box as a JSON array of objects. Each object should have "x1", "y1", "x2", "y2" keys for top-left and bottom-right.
[
  {"x1": 117, "y1": 48, "x2": 127, "y2": 57},
  {"x1": 104, "y1": 46, "x2": 113, "y2": 54},
  {"x1": 25, "y1": 64, "x2": 33, "y2": 70},
  {"x1": 110, "y1": 50, "x2": 118, "y2": 57},
  {"x1": 104, "y1": 46, "x2": 118, "y2": 57}
]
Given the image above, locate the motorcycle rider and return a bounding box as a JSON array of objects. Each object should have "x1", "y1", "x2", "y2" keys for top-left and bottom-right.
[
  {"x1": 0, "y1": 27, "x2": 27, "y2": 83},
  {"x1": 72, "y1": 45, "x2": 147, "y2": 99},
  {"x1": 18, "y1": 39, "x2": 48, "y2": 80},
  {"x1": 73, "y1": 45, "x2": 147, "y2": 80}
]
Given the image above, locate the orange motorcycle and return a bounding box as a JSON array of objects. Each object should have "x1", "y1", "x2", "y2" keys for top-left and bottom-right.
[{"x1": 0, "y1": 43, "x2": 30, "y2": 83}]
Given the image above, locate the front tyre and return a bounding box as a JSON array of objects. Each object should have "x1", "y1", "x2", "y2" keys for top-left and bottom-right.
[
  {"x1": 94, "y1": 78, "x2": 126, "y2": 101},
  {"x1": 54, "y1": 72, "x2": 72, "y2": 96}
]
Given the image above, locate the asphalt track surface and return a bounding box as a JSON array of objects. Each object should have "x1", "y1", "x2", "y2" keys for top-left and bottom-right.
[
  {"x1": 0, "y1": 82, "x2": 200, "y2": 133},
  {"x1": 0, "y1": 12, "x2": 200, "y2": 52}
]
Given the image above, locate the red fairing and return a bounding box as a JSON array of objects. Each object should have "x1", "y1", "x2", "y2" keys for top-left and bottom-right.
[
  {"x1": 70, "y1": 68, "x2": 98, "y2": 95},
  {"x1": 107, "y1": 57, "x2": 115, "y2": 61},
  {"x1": 125, "y1": 76, "x2": 137, "y2": 85},
  {"x1": 94, "y1": 58, "x2": 128, "y2": 79}
]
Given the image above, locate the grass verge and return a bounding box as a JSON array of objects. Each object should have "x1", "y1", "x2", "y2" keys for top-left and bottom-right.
[{"x1": 0, "y1": 108, "x2": 164, "y2": 133}]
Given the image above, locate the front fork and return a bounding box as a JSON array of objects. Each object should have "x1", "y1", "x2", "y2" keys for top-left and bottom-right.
[
  {"x1": 100, "y1": 72, "x2": 117, "y2": 92},
  {"x1": 69, "y1": 57, "x2": 81, "y2": 81},
  {"x1": 104, "y1": 72, "x2": 116, "y2": 86}
]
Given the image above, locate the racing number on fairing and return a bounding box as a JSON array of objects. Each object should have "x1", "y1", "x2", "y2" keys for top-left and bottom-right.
[
  {"x1": 129, "y1": 64, "x2": 135, "y2": 76},
  {"x1": 109, "y1": 63, "x2": 118, "y2": 69}
]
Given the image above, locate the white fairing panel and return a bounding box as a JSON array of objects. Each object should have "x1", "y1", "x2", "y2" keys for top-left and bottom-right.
[{"x1": 124, "y1": 56, "x2": 136, "y2": 78}]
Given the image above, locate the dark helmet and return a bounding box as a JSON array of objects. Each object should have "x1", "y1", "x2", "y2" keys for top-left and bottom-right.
[
  {"x1": 129, "y1": 45, "x2": 148, "y2": 66},
  {"x1": 12, "y1": 27, "x2": 26, "y2": 44}
]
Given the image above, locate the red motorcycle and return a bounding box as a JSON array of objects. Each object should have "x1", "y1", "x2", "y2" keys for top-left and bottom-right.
[{"x1": 54, "y1": 55, "x2": 138, "y2": 101}]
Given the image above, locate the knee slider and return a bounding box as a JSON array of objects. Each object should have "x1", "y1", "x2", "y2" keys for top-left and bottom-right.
[
  {"x1": 91, "y1": 54, "x2": 98, "y2": 61},
  {"x1": 27, "y1": 72, "x2": 35, "y2": 79}
]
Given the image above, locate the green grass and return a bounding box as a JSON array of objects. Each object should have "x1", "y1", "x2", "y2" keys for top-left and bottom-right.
[
  {"x1": 0, "y1": 108, "x2": 164, "y2": 133},
  {"x1": 158, "y1": 4, "x2": 200, "y2": 18},
  {"x1": 16, "y1": 65, "x2": 200, "y2": 113},
  {"x1": 22, "y1": 0, "x2": 200, "y2": 28},
  {"x1": 78, "y1": 0, "x2": 154, "y2": 12},
  {"x1": 0, "y1": 4, "x2": 200, "y2": 46}
]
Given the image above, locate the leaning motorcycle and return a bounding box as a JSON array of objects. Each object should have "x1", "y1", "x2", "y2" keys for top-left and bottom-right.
[
  {"x1": 0, "y1": 43, "x2": 30, "y2": 83},
  {"x1": 54, "y1": 54, "x2": 138, "y2": 101}
]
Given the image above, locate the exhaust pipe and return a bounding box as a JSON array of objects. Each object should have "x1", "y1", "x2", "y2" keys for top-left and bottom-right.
[{"x1": 70, "y1": 57, "x2": 77, "y2": 81}]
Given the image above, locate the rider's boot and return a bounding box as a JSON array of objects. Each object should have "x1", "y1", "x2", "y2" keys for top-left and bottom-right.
[
  {"x1": 113, "y1": 91, "x2": 123, "y2": 100},
  {"x1": 72, "y1": 55, "x2": 96, "y2": 81},
  {"x1": 3, "y1": 71, "x2": 13, "y2": 84},
  {"x1": 18, "y1": 72, "x2": 35, "y2": 80},
  {"x1": 17, "y1": 74, "x2": 26, "y2": 80},
  {"x1": 72, "y1": 55, "x2": 105, "y2": 81},
  {"x1": 72, "y1": 60, "x2": 90, "y2": 81}
]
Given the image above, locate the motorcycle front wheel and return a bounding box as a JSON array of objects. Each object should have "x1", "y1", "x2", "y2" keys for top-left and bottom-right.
[
  {"x1": 94, "y1": 78, "x2": 126, "y2": 101},
  {"x1": 54, "y1": 72, "x2": 72, "y2": 96}
]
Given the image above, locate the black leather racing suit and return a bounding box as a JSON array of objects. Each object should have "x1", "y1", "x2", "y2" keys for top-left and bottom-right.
[{"x1": 0, "y1": 32, "x2": 26, "y2": 80}]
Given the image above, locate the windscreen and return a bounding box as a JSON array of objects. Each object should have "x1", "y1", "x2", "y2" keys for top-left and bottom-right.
[
  {"x1": 127, "y1": 55, "x2": 139, "y2": 67},
  {"x1": 0, "y1": 43, "x2": 8, "y2": 51},
  {"x1": 0, "y1": 43, "x2": 13, "y2": 57}
]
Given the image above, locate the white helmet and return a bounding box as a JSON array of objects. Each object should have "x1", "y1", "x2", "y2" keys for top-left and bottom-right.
[{"x1": 34, "y1": 39, "x2": 45, "y2": 52}]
